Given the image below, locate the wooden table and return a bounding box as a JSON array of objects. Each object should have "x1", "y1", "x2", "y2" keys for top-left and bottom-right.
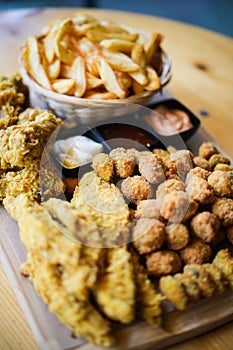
[{"x1": 0, "y1": 7, "x2": 233, "y2": 350}]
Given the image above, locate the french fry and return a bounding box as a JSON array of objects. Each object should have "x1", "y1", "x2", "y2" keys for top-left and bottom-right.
[
  {"x1": 46, "y1": 58, "x2": 61, "y2": 80},
  {"x1": 74, "y1": 13, "x2": 97, "y2": 24},
  {"x1": 144, "y1": 32, "x2": 163, "y2": 64},
  {"x1": 145, "y1": 67, "x2": 161, "y2": 91},
  {"x1": 24, "y1": 36, "x2": 51, "y2": 89},
  {"x1": 115, "y1": 71, "x2": 132, "y2": 90},
  {"x1": 98, "y1": 57, "x2": 127, "y2": 98},
  {"x1": 86, "y1": 29, "x2": 138, "y2": 43},
  {"x1": 85, "y1": 55, "x2": 100, "y2": 77},
  {"x1": 71, "y1": 56, "x2": 87, "y2": 97},
  {"x1": 77, "y1": 37, "x2": 99, "y2": 57},
  {"x1": 100, "y1": 39, "x2": 135, "y2": 54},
  {"x1": 60, "y1": 64, "x2": 72, "y2": 78},
  {"x1": 132, "y1": 80, "x2": 145, "y2": 94},
  {"x1": 103, "y1": 50, "x2": 139, "y2": 72},
  {"x1": 55, "y1": 41, "x2": 75, "y2": 65},
  {"x1": 131, "y1": 44, "x2": 146, "y2": 68},
  {"x1": 52, "y1": 79, "x2": 75, "y2": 94},
  {"x1": 86, "y1": 72, "x2": 103, "y2": 89},
  {"x1": 84, "y1": 90, "x2": 117, "y2": 100},
  {"x1": 129, "y1": 69, "x2": 149, "y2": 86}
]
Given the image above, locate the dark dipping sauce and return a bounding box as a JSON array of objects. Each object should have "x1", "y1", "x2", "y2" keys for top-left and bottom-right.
[{"x1": 96, "y1": 123, "x2": 158, "y2": 150}]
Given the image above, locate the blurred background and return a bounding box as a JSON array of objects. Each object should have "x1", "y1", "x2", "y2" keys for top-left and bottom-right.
[{"x1": 0, "y1": 0, "x2": 232, "y2": 37}]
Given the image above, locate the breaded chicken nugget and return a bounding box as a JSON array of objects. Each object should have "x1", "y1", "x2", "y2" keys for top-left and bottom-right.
[
  {"x1": 186, "y1": 167, "x2": 210, "y2": 181},
  {"x1": 208, "y1": 170, "x2": 233, "y2": 198},
  {"x1": 160, "y1": 191, "x2": 190, "y2": 223},
  {"x1": 166, "y1": 224, "x2": 190, "y2": 250},
  {"x1": 92, "y1": 153, "x2": 114, "y2": 182},
  {"x1": 134, "y1": 199, "x2": 160, "y2": 219},
  {"x1": 139, "y1": 154, "x2": 165, "y2": 184},
  {"x1": 186, "y1": 175, "x2": 214, "y2": 205},
  {"x1": 156, "y1": 179, "x2": 185, "y2": 199},
  {"x1": 109, "y1": 147, "x2": 136, "y2": 178},
  {"x1": 168, "y1": 150, "x2": 194, "y2": 180}
]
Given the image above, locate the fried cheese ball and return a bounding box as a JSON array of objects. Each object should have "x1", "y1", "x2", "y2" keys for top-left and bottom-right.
[
  {"x1": 199, "y1": 142, "x2": 219, "y2": 160},
  {"x1": 208, "y1": 170, "x2": 233, "y2": 198},
  {"x1": 212, "y1": 198, "x2": 233, "y2": 227},
  {"x1": 132, "y1": 218, "x2": 165, "y2": 254},
  {"x1": 109, "y1": 148, "x2": 136, "y2": 178},
  {"x1": 146, "y1": 250, "x2": 182, "y2": 276},
  {"x1": 168, "y1": 150, "x2": 194, "y2": 180},
  {"x1": 190, "y1": 211, "x2": 220, "y2": 243},
  {"x1": 193, "y1": 156, "x2": 211, "y2": 171},
  {"x1": 179, "y1": 238, "x2": 212, "y2": 265},
  {"x1": 139, "y1": 154, "x2": 165, "y2": 185},
  {"x1": 165, "y1": 224, "x2": 190, "y2": 250},
  {"x1": 227, "y1": 226, "x2": 233, "y2": 245},
  {"x1": 160, "y1": 191, "x2": 190, "y2": 223},
  {"x1": 183, "y1": 264, "x2": 216, "y2": 298},
  {"x1": 213, "y1": 249, "x2": 233, "y2": 289},
  {"x1": 156, "y1": 179, "x2": 186, "y2": 199},
  {"x1": 121, "y1": 176, "x2": 154, "y2": 204},
  {"x1": 209, "y1": 154, "x2": 231, "y2": 170},
  {"x1": 134, "y1": 199, "x2": 160, "y2": 219},
  {"x1": 159, "y1": 275, "x2": 188, "y2": 310},
  {"x1": 92, "y1": 153, "x2": 114, "y2": 182},
  {"x1": 186, "y1": 167, "x2": 210, "y2": 181},
  {"x1": 186, "y1": 175, "x2": 214, "y2": 205}
]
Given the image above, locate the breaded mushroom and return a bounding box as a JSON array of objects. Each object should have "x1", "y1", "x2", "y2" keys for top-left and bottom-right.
[
  {"x1": 92, "y1": 153, "x2": 114, "y2": 182},
  {"x1": 134, "y1": 199, "x2": 160, "y2": 219},
  {"x1": 139, "y1": 154, "x2": 165, "y2": 185},
  {"x1": 121, "y1": 176, "x2": 154, "y2": 204},
  {"x1": 180, "y1": 238, "x2": 212, "y2": 265},
  {"x1": 146, "y1": 250, "x2": 182, "y2": 276},
  {"x1": 190, "y1": 211, "x2": 220, "y2": 243},
  {"x1": 199, "y1": 142, "x2": 219, "y2": 160},
  {"x1": 132, "y1": 218, "x2": 165, "y2": 254},
  {"x1": 209, "y1": 154, "x2": 231, "y2": 170},
  {"x1": 208, "y1": 170, "x2": 233, "y2": 198},
  {"x1": 156, "y1": 179, "x2": 185, "y2": 199},
  {"x1": 212, "y1": 198, "x2": 233, "y2": 227},
  {"x1": 166, "y1": 224, "x2": 190, "y2": 250}
]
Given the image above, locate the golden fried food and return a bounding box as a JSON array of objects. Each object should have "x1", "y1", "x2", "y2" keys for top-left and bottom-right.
[
  {"x1": 160, "y1": 191, "x2": 190, "y2": 223},
  {"x1": 132, "y1": 218, "x2": 165, "y2": 254},
  {"x1": 92, "y1": 153, "x2": 114, "y2": 181},
  {"x1": 199, "y1": 142, "x2": 219, "y2": 160},
  {"x1": 165, "y1": 223, "x2": 190, "y2": 250},
  {"x1": 134, "y1": 199, "x2": 160, "y2": 219},
  {"x1": 153, "y1": 148, "x2": 170, "y2": 169},
  {"x1": 0, "y1": 108, "x2": 61, "y2": 170},
  {"x1": 227, "y1": 226, "x2": 233, "y2": 245},
  {"x1": 175, "y1": 273, "x2": 201, "y2": 303},
  {"x1": 186, "y1": 175, "x2": 214, "y2": 205},
  {"x1": 156, "y1": 178, "x2": 185, "y2": 199},
  {"x1": 186, "y1": 167, "x2": 210, "y2": 181},
  {"x1": 168, "y1": 150, "x2": 194, "y2": 180},
  {"x1": 214, "y1": 163, "x2": 233, "y2": 171},
  {"x1": 208, "y1": 154, "x2": 230, "y2": 170},
  {"x1": 159, "y1": 275, "x2": 188, "y2": 310},
  {"x1": 121, "y1": 175, "x2": 154, "y2": 204},
  {"x1": 213, "y1": 249, "x2": 233, "y2": 289},
  {"x1": 109, "y1": 147, "x2": 136, "y2": 178},
  {"x1": 208, "y1": 170, "x2": 233, "y2": 198},
  {"x1": 139, "y1": 154, "x2": 165, "y2": 184},
  {"x1": 179, "y1": 237, "x2": 212, "y2": 265},
  {"x1": 130, "y1": 248, "x2": 163, "y2": 326},
  {"x1": 94, "y1": 247, "x2": 135, "y2": 324},
  {"x1": 182, "y1": 199, "x2": 199, "y2": 222},
  {"x1": 71, "y1": 171, "x2": 130, "y2": 234},
  {"x1": 193, "y1": 156, "x2": 211, "y2": 171},
  {"x1": 183, "y1": 264, "x2": 217, "y2": 298},
  {"x1": 3, "y1": 194, "x2": 114, "y2": 347},
  {"x1": 212, "y1": 198, "x2": 233, "y2": 227},
  {"x1": 146, "y1": 250, "x2": 182, "y2": 276},
  {"x1": 190, "y1": 211, "x2": 220, "y2": 243},
  {"x1": 0, "y1": 74, "x2": 28, "y2": 129},
  {"x1": 202, "y1": 263, "x2": 229, "y2": 294}
]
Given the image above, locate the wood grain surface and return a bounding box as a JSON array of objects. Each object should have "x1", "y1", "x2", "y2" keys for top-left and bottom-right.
[{"x1": 0, "y1": 7, "x2": 233, "y2": 350}]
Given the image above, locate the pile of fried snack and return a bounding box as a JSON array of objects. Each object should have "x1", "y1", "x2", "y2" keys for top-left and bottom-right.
[
  {"x1": 21, "y1": 13, "x2": 162, "y2": 99},
  {"x1": 1, "y1": 76, "x2": 233, "y2": 348}
]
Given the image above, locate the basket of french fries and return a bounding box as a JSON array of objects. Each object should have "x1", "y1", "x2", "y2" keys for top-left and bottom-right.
[{"x1": 19, "y1": 13, "x2": 172, "y2": 121}]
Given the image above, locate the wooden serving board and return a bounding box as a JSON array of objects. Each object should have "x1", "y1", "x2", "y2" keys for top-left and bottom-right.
[{"x1": 0, "y1": 127, "x2": 233, "y2": 350}]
